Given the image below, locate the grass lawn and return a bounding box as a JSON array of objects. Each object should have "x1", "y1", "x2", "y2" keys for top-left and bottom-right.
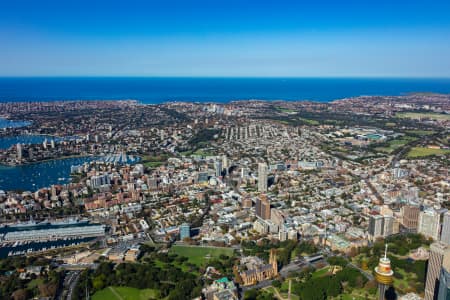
[
  {"x1": 375, "y1": 137, "x2": 417, "y2": 154},
  {"x1": 396, "y1": 112, "x2": 450, "y2": 121},
  {"x1": 393, "y1": 268, "x2": 419, "y2": 294},
  {"x1": 311, "y1": 266, "x2": 330, "y2": 279},
  {"x1": 280, "y1": 280, "x2": 290, "y2": 292},
  {"x1": 182, "y1": 149, "x2": 214, "y2": 157},
  {"x1": 265, "y1": 286, "x2": 300, "y2": 300},
  {"x1": 92, "y1": 286, "x2": 160, "y2": 300},
  {"x1": 193, "y1": 149, "x2": 214, "y2": 156},
  {"x1": 263, "y1": 286, "x2": 277, "y2": 296},
  {"x1": 276, "y1": 107, "x2": 297, "y2": 113},
  {"x1": 405, "y1": 130, "x2": 436, "y2": 136},
  {"x1": 27, "y1": 278, "x2": 44, "y2": 289},
  {"x1": 143, "y1": 161, "x2": 164, "y2": 168},
  {"x1": 142, "y1": 154, "x2": 170, "y2": 168},
  {"x1": 169, "y1": 245, "x2": 234, "y2": 266},
  {"x1": 407, "y1": 147, "x2": 450, "y2": 158},
  {"x1": 299, "y1": 117, "x2": 319, "y2": 125}
]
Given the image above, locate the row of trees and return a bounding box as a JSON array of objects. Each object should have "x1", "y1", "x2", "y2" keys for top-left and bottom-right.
[
  {"x1": 291, "y1": 266, "x2": 370, "y2": 300},
  {"x1": 74, "y1": 255, "x2": 202, "y2": 300},
  {"x1": 0, "y1": 268, "x2": 62, "y2": 300}
]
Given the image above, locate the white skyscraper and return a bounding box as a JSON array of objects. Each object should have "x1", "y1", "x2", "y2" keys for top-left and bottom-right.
[
  {"x1": 258, "y1": 162, "x2": 268, "y2": 192},
  {"x1": 441, "y1": 212, "x2": 450, "y2": 245},
  {"x1": 16, "y1": 143, "x2": 22, "y2": 161},
  {"x1": 418, "y1": 210, "x2": 440, "y2": 241},
  {"x1": 222, "y1": 155, "x2": 229, "y2": 175}
]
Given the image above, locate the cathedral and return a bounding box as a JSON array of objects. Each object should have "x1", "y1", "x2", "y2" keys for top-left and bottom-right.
[{"x1": 237, "y1": 249, "x2": 278, "y2": 286}]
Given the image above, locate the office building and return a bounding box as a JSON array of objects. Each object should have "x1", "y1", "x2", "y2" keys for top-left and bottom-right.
[
  {"x1": 392, "y1": 165, "x2": 408, "y2": 179},
  {"x1": 425, "y1": 242, "x2": 450, "y2": 300},
  {"x1": 401, "y1": 205, "x2": 420, "y2": 232},
  {"x1": 215, "y1": 161, "x2": 222, "y2": 177},
  {"x1": 438, "y1": 252, "x2": 450, "y2": 300},
  {"x1": 222, "y1": 155, "x2": 229, "y2": 175},
  {"x1": 419, "y1": 210, "x2": 440, "y2": 241},
  {"x1": 258, "y1": 162, "x2": 268, "y2": 192},
  {"x1": 369, "y1": 215, "x2": 385, "y2": 239},
  {"x1": 270, "y1": 208, "x2": 285, "y2": 226},
  {"x1": 256, "y1": 197, "x2": 270, "y2": 220},
  {"x1": 179, "y1": 223, "x2": 191, "y2": 240},
  {"x1": 383, "y1": 216, "x2": 394, "y2": 237},
  {"x1": 441, "y1": 212, "x2": 450, "y2": 245}
]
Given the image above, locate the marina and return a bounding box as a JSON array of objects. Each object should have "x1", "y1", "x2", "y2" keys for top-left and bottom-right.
[
  {"x1": 0, "y1": 218, "x2": 105, "y2": 258},
  {"x1": 0, "y1": 237, "x2": 96, "y2": 258}
]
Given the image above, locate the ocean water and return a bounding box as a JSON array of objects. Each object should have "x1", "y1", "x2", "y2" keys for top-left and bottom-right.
[{"x1": 0, "y1": 77, "x2": 449, "y2": 103}]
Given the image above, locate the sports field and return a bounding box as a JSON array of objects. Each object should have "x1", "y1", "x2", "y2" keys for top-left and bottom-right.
[
  {"x1": 407, "y1": 147, "x2": 450, "y2": 158},
  {"x1": 92, "y1": 286, "x2": 160, "y2": 300},
  {"x1": 375, "y1": 137, "x2": 416, "y2": 153},
  {"x1": 396, "y1": 112, "x2": 450, "y2": 121},
  {"x1": 169, "y1": 245, "x2": 234, "y2": 266}
]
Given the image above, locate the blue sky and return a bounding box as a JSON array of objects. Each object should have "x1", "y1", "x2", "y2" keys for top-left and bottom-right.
[{"x1": 1, "y1": 0, "x2": 450, "y2": 77}]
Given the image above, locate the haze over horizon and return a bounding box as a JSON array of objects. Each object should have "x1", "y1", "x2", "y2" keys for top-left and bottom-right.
[{"x1": 1, "y1": 0, "x2": 450, "y2": 77}]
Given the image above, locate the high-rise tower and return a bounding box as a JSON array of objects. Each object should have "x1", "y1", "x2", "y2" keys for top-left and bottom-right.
[
  {"x1": 441, "y1": 212, "x2": 450, "y2": 245},
  {"x1": 256, "y1": 196, "x2": 271, "y2": 220},
  {"x1": 258, "y1": 162, "x2": 268, "y2": 192},
  {"x1": 425, "y1": 242, "x2": 450, "y2": 300},
  {"x1": 418, "y1": 210, "x2": 440, "y2": 240},
  {"x1": 375, "y1": 244, "x2": 394, "y2": 300},
  {"x1": 16, "y1": 143, "x2": 22, "y2": 161}
]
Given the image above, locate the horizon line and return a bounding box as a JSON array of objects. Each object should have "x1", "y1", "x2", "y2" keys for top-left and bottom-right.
[{"x1": 1, "y1": 75, "x2": 450, "y2": 80}]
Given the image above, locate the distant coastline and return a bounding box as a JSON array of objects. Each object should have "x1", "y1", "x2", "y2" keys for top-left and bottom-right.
[{"x1": 1, "y1": 77, "x2": 450, "y2": 104}]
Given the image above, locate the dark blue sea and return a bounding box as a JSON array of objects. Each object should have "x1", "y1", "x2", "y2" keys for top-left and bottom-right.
[{"x1": 0, "y1": 77, "x2": 449, "y2": 103}]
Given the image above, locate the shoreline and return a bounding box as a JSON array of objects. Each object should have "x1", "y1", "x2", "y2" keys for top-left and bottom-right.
[{"x1": 0, "y1": 154, "x2": 99, "y2": 168}]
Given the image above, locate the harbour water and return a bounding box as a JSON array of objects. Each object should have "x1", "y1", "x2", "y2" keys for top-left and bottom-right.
[
  {"x1": 0, "y1": 156, "x2": 99, "y2": 191},
  {"x1": 0, "y1": 118, "x2": 32, "y2": 129},
  {"x1": 0, "y1": 135, "x2": 64, "y2": 150}
]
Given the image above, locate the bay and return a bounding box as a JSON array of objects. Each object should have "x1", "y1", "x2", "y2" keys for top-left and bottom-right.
[
  {"x1": 0, "y1": 135, "x2": 63, "y2": 150},
  {"x1": 0, "y1": 118, "x2": 31, "y2": 129},
  {"x1": 0, "y1": 156, "x2": 98, "y2": 191}
]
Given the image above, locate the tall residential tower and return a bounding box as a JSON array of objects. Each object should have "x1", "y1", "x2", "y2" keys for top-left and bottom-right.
[{"x1": 258, "y1": 162, "x2": 268, "y2": 192}]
